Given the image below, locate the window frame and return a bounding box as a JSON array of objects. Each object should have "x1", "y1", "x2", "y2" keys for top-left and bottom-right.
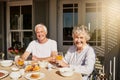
[
  {"x1": 58, "y1": 0, "x2": 103, "y2": 52},
  {"x1": 6, "y1": 1, "x2": 33, "y2": 56}
]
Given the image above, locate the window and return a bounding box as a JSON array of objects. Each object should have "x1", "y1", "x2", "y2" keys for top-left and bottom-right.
[
  {"x1": 62, "y1": 1, "x2": 102, "y2": 46},
  {"x1": 9, "y1": 5, "x2": 32, "y2": 49},
  {"x1": 63, "y1": 3, "x2": 78, "y2": 45},
  {"x1": 85, "y1": 2, "x2": 102, "y2": 46}
]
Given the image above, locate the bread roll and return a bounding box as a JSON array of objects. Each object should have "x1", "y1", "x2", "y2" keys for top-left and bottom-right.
[{"x1": 30, "y1": 73, "x2": 40, "y2": 79}]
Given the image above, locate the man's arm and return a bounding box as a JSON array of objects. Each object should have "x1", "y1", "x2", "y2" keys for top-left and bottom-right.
[
  {"x1": 32, "y1": 51, "x2": 57, "y2": 62},
  {"x1": 21, "y1": 51, "x2": 31, "y2": 60},
  {"x1": 51, "y1": 51, "x2": 57, "y2": 57}
]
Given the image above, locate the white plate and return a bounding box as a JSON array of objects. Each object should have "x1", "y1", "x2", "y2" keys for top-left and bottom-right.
[
  {"x1": 0, "y1": 70, "x2": 9, "y2": 79},
  {"x1": 0, "y1": 60, "x2": 13, "y2": 67},
  {"x1": 9, "y1": 71, "x2": 21, "y2": 79},
  {"x1": 25, "y1": 72, "x2": 45, "y2": 80},
  {"x1": 11, "y1": 67, "x2": 19, "y2": 71},
  {"x1": 24, "y1": 61, "x2": 32, "y2": 65},
  {"x1": 59, "y1": 67, "x2": 74, "y2": 77}
]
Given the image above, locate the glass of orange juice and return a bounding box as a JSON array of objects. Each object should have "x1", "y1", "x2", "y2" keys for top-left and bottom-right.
[
  {"x1": 17, "y1": 58, "x2": 24, "y2": 68},
  {"x1": 56, "y1": 52, "x2": 63, "y2": 60}
]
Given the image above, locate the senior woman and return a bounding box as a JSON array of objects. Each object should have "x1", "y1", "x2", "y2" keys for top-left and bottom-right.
[{"x1": 57, "y1": 25, "x2": 96, "y2": 80}]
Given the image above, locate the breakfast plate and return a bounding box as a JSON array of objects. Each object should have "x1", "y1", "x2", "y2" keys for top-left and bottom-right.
[
  {"x1": 0, "y1": 60, "x2": 13, "y2": 67},
  {"x1": 25, "y1": 64, "x2": 40, "y2": 72},
  {"x1": 9, "y1": 71, "x2": 21, "y2": 79},
  {"x1": 25, "y1": 72, "x2": 45, "y2": 80},
  {"x1": 11, "y1": 67, "x2": 19, "y2": 71},
  {"x1": 59, "y1": 67, "x2": 74, "y2": 77},
  {"x1": 0, "y1": 70, "x2": 9, "y2": 79}
]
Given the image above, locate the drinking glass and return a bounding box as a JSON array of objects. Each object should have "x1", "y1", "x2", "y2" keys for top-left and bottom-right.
[
  {"x1": 18, "y1": 59, "x2": 24, "y2": 66},
  {"x1": 16, "y1": 58, "x2": 25, "y2": 69},
  {"x1": 56, "y1": 52, "x2": 63, "y2": 60}
]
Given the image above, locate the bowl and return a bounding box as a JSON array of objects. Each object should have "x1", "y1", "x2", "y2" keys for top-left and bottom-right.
[
  {"x1": 11, "y1": 67, "x2": 19, "y2": 71},
  {"x1": 59, "y1": 67, "x2": 74, "y2": 77},
  {"x1": 38, "y1": 61, "x2": 48, "y2": 68},
  {"x1": 0, "y1": 60, "x2": 13, "y2": 67}
]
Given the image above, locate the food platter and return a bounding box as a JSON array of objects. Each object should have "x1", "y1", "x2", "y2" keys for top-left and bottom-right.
[
  {"x1": 25, "y1": 72, "x2": 45, "y2": 80},
  {"x1": 0, "y1": 70, "x2": 9, "y2": 79},
  {"x1": 25, "y1": 64, "x2": 40, "y2": 72}
]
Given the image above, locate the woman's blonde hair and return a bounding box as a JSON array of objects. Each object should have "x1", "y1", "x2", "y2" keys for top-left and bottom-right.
[{"x1": 72, "y1": 25, "x2": 90, "y2": 41}]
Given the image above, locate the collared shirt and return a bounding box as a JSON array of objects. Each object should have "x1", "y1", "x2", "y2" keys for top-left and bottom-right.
[{"x1": 64, "y1": 44, "x2": 96, "y2": 80}]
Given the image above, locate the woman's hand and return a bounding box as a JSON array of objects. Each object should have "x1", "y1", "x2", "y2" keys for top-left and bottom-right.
[{"x1": 56, "y1": 60, "x2": 69, "y2": 67}]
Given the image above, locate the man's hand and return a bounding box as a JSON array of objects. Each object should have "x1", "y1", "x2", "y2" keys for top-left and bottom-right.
[
  {"x1": 32, "y1": 56, "x2": 38, "y2": 61},
  {"x1": 48, "y1": 56, "x2": 56, "y2": 62}
]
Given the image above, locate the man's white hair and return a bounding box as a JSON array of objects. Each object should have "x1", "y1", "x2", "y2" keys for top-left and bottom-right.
[{"x1": 35, "y1": 24, "x2": 47, "y2": 33}]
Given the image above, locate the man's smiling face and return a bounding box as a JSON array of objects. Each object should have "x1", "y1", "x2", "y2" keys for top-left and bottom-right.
[{"x1": 36, "y1": 26, "x2": 47, "y2": 43}]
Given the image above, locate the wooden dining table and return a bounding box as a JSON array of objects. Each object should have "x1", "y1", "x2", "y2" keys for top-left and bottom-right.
[{"x1": 0, "y1": 61, "x2": 83, "y2": 80}]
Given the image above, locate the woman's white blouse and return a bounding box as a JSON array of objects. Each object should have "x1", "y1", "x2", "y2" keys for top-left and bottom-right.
[{"x1": 64, "y1": 44, "x2": 96, "y2": 79}]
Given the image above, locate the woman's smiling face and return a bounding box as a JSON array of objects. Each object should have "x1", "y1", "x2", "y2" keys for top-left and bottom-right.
[
  {"x1": 72, "y1": 25, "x2": 90, "y2": 51},
  {"x1": 73, "y1": 32, "x2": 87, "y2": 50}
]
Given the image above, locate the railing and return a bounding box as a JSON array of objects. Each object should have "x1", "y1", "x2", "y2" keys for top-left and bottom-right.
[
  {"x1": 89, "y1": 57, "x2": 107, "y2": 80},
  {"x1": 108, "y1": 56, "x2": 116, "y2": 80},
  {"x1": 89, "y1": 56, "x2": 116, "y2": 80}
]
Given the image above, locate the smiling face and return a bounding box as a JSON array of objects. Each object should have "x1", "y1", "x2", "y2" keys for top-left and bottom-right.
[
  {"x1": 73, "y1": 32, "x2": 87, "y2": 50},
  {"x1": 35, "y1": 25, "x2": 47, "y2": 43},
  {"x1": 72, "y1": 25, "x2": 90, "y2": 51}
]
